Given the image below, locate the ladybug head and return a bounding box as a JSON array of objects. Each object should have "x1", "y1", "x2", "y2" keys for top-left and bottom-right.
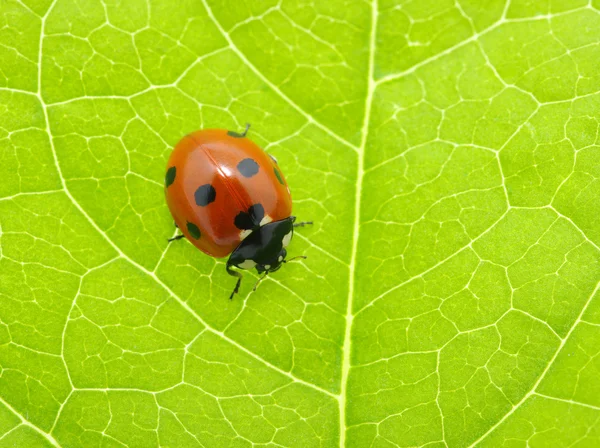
[
  {"x1": 229, "y1": 217, "x2": 295, "y2": 271},
  {"x1": 255, "y1": 248, "x2": 288, "y2": 274},
  {"x1": 226, "y1": 216, "x2": 310, "y2": 299},
  {"x1": 252, "y1": 247, "x2": 306, "y2": 292}
]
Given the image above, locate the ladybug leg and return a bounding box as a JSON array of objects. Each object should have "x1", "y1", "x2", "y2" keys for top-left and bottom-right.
[
  {"x1": 167, "y1": 234, "x2": 185, "y2": 243},
  {"x1": 241, "y1": 123, "x2": 250, "y2": 137},
  {"x1": 226, "y1": 265, "x2": 243, "y2": 300},
  {"x1": 253, "y1": 272, "x2": 268, "y2": 292},
  {"x1": 167, "y1": 222, "x2": 185, "y2": 243},
  {"x1": 293, "y1": 221, "x2": 313, "y2": 228},
  {"x1": 227, "y1": 123, "x2": 251, "y2": 138}
]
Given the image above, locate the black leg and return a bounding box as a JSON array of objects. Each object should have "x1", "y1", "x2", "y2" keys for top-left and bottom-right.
[
  {"x1": 227, "y1": 265, "x2": 243, "y2": 300},
  {"x1": 253, "y1": 273, "x2": 268, "y2": 292},
  {"x1": 293, "y1": 221, "x2": 313, "y2": 228},
  {"x1": 241, "y1": 123, "x2": 250, "y2": 137},
  {"x1": 168, "y1": 234, "x2": 185, "y2": 243},
  {"x1": 227, "y1": 123, "x2": 251, "y2": 138},
  {"x1": 230, "y1": 278, "x2": 242, "y2": 300}
]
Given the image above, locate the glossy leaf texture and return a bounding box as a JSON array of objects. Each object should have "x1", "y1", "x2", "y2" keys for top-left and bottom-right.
[{"x1": 1, "y1": 0, "x2": 600, "y2": 446}]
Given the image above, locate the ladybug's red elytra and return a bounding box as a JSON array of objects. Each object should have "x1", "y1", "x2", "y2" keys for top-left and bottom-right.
[{"x1": 164, "y1": 124, "x2": 311, "y2": 299}]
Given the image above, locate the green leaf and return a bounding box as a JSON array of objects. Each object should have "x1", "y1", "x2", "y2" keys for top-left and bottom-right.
[{"x1": 1, "y1": 0, "x2": 600, "y2": 446}]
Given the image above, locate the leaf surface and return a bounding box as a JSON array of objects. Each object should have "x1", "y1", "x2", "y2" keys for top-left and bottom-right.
[{"x1": 1, "y1": 0, "x2": 600, "y2": 446}]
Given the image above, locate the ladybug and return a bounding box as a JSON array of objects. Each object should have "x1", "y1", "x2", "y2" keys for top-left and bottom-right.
[{"x1": 164, "y1": 124, "x2": 311, "y2": 299}]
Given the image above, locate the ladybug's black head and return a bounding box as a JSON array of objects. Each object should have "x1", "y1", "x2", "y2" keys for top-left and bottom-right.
[
  {"x1": 229, "y1": 217, "x2": 295, "y2": 272},
  {"x1": 256, "y1": 248, "x2": 287, "y2": 274},
  {"x1": 226, "y1": 215, "x2": 311, "y2": 299}
]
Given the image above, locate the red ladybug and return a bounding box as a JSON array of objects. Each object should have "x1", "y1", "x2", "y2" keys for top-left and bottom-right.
[{"x1": 164, "y1": 124, "x2": 311, "y2": 299}]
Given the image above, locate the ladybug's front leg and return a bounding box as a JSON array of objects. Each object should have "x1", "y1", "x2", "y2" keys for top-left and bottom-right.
[
  {"x1": 226, "y1": 265, "x2": 243, "y2": 300},
  {"x1": 253, "y1": 272, "x2": 268, "y2": 292}
]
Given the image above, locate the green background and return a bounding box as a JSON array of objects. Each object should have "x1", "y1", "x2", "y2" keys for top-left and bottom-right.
[{"x1": 1, "y1": 0, "x2": 600, "y2": 446}]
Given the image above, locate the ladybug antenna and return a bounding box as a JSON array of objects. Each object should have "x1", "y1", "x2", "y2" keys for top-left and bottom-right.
[
  {"x1": 253, "y1": 272, "x2": 268, "y2": 292},
  {"x1": 293, "y1": 221, "x2": 313, "y2": 228},
  {"x1": 242, "y1": 123, "x2": 250, "y2": 137},
  {"x1": 283, "y1": 255, "x2": 307, "y2": 264}
]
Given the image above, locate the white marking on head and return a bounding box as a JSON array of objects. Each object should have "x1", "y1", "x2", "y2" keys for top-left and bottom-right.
[
  {"x1": 282, "y1": 231, "x2": 292, "y2": 248},
  {"x1": 278, "y1": 255, "x2": 283, "y2": 262},
  {"x1": 260, "y1": 215, "x2": 272, "y2": 226},
  {"x1": 239, "y1": 229, "x2": 252, "y2": 240},
  {"x1": 264, "y1": 265, "x2": 271, "y2": 270},
  {"x1": 238, "y1": 259, "x2": 256, "y2": 270}
]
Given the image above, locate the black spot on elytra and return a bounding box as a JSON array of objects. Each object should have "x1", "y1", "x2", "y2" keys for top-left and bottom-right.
[
  {"x1": 274, "y1": 167, "x2": 284, "y2": 186},
  {"x1": 187, "y1": 222, "x2": 201, "y2": 239},
  {"x1": 234, "y1": 203, "x2": 265, "y2": 230},
  {"x1": 165, "y1": 166, "x2": 176, "y2": 187},
  {"x1": 237, "y1": 158, "x2": 259, "y2": 178},
  {"x1": 195, "y1": 184, "x2": 216, "y2": 207}
]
